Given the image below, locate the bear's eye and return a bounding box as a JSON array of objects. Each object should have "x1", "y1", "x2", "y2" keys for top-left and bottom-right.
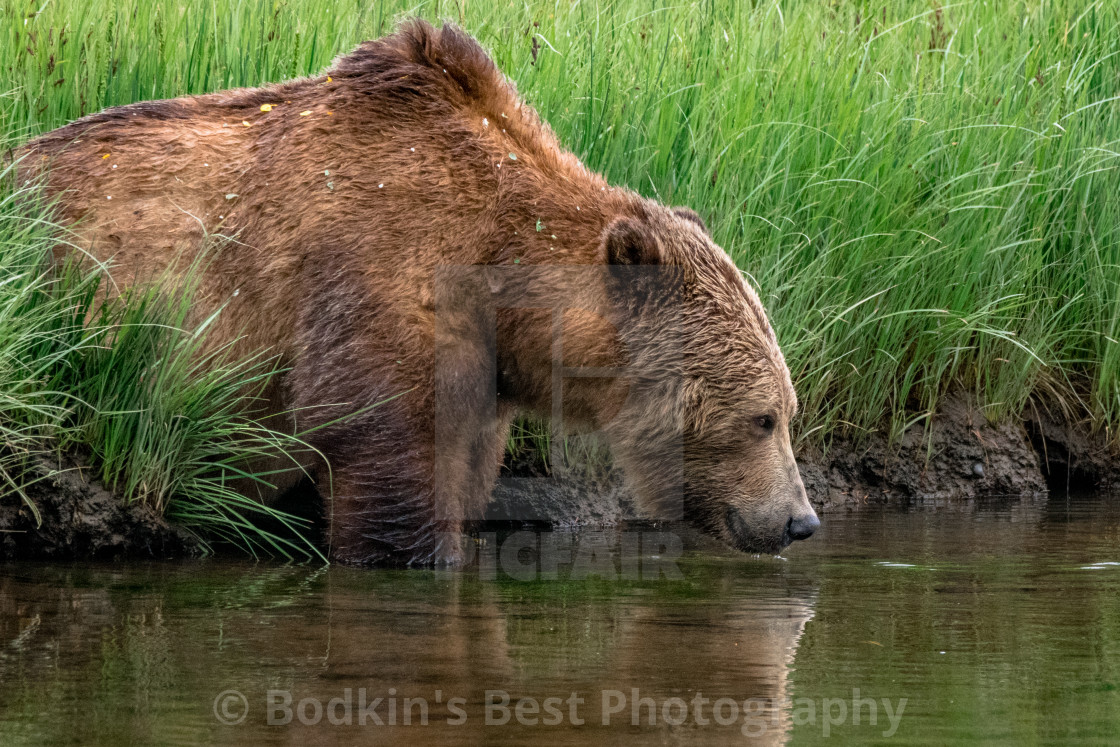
[{"x1": 755, "y1": 414, "x2": 775, "y2": 432}]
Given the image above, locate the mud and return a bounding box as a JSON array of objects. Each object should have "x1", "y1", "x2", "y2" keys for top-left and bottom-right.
[
  {"x1": 798, "y1": 394, "x2": 1051, "y2": 510},
  {"x1": 0, "y1": 455, "x2": 198, "y2": 561},
  {"x1": 487, "y1": 469, "x2": 637, "y2": 525},
  {"x1": 1024, "y1": 408, "x2": 1120, "y2": 492},
  {"x1": 3, "y1": 394, "x2": 1115, "y2": 559}
]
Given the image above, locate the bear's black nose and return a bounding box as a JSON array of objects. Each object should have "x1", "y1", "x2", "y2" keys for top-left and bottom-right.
[{"x1": 787, "y1": 512, "x2": 820, "y2": 541}]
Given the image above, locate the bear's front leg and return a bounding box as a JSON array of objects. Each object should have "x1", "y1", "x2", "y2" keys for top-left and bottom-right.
[
  {"x1": 289, "y1": 352, "x2": 513, "y2": 566},
  {"x1": 315, "y1": 395, "x2": 513, "y2": 566},
  {"x1": 304, "y1": 402, "x2": 463, "y2": 566},
  {"x1": 291, "y1": 264, "x2": 511, "y2": 565}
]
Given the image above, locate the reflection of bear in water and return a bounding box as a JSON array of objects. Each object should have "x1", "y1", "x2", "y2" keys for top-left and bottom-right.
[
  {"x1": 24, "y1": 19, "x2": 816, "y2": 565},
  {"x1": 0, "y1": 560, "x2": 817, "y2": 745}
]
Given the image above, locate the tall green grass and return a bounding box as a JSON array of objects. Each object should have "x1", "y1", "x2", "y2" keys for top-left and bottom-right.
[
  {"x1": 3, "y1": 0, "x2": 1119, "y2": 455},
  {"x1": 0, "y1": 163, "x2": 323, "y2": 558},
  {"x1": 0, "y1": 168, "x2": 87, "y2": 526}
]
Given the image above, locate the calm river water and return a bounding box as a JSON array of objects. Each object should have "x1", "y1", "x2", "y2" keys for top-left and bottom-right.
[{"x1": 2, "y1": 492, "x2": 1118, "y2": 745}]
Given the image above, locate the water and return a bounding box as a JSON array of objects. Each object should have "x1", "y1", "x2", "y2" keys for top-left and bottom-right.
[{"x1": 2, "y1": 493, "x2": 1119, "y2": 745}]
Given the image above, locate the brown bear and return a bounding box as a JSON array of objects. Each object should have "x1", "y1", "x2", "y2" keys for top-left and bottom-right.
[{"x1": 20, "y1": 19, "x2": 818, "y2": 565}]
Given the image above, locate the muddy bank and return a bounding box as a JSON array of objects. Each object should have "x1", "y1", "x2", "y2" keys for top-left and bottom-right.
[
  {"x1": 0, "y1": 455, "x2": 198, "y2": 560},
  {"x1": 798, "y1": 394, "x2": 1050, "y2": 510},
  {"x1": 800, "y1": 394, "x2": 1117, "y2": 511},
  {"x1": 1024, "y1": 408, "x2": 1120, "y2": 493},
  {"x1": 3, "y1": 394, "x2": 1116, "y2": 559}
]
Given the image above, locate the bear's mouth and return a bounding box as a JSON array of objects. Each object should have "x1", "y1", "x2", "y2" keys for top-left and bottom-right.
[{"x1": 723, "y1": 506, "x2": 791, "y2": 555}]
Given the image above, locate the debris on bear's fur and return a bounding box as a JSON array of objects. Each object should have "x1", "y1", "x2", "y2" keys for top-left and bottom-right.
[
  {"x1": 0, "y1": 455, "x2": 200, "y2": 561},
  {"x1": 20, "y1": 18, "x2": 820, "y2": 564}
]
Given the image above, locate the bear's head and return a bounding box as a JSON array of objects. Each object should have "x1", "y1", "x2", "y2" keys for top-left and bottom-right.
[{"x1": 598, "y1": 206, "x2": 819, "y2": 555}]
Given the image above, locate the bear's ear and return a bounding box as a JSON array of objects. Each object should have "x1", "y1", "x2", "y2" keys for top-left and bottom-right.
[
  {"x1": 601, "y1": 216, "x2": 662, "y2": 266},
  {"x1": 673, "y1": 207, "x2": 707, "y2": 234}
]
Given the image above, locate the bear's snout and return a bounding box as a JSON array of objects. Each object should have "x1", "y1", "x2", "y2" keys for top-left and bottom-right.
[
  {"x1": 786, "y1": 511, "x2": 820, "y2": 541},
  {"x1": 723, "y1": 501, "x2": 820, "y2": 554}
]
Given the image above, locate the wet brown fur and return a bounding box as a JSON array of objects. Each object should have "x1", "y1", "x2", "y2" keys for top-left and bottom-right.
[{"x1": 20, "y1": 19, "x2": 813, "y2": 565}]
